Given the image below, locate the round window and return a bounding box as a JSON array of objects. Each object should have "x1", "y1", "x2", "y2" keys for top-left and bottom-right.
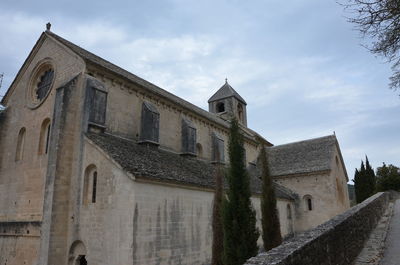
[{"x1": 27, "y1": 61, "x2": 55, "y2": 108}]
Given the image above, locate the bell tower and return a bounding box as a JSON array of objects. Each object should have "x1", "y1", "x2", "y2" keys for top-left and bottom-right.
[{"x1": 208, "y1": 79, "x2": 247, "y2": 126}]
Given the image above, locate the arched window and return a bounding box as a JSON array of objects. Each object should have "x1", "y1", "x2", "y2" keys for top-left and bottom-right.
[
  {"x1": 216, "y1": 102, "x2": 225, "y2": 113},
  {"x1": 38, "y1": 118, "x2": 51, "y2": 155},
  {"x1": 15, "y1": 127, "x2": 26, "y2": 161},
  {"x1": 237, "y1": 103, "x2": 243, "y2": 122},
  {"x1": 304, "y1": 195, "x2": 313, "y2": 211},
  {"x1": 287, "y1": 204, "x2": 292, "y2": 219},
  {"x1": 83, "y1": 165, "x2": 98, "y2": 205}
]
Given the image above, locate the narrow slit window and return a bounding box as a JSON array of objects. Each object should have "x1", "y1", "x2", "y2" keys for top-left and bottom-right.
[
  {"x1": 92, "y1": 171, "x2": 97, "y2": 203},
  {"x1": 287, "y1": 204, "x2": 292, "y2": 219},
  {"x1": 45, "y1": 124, "x2": 51, "y2": 154},
  {"x1": 304, "y1": 195, "x2": 313, "y2": 211}
]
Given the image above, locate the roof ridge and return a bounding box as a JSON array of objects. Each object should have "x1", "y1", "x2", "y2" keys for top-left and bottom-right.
[{"x1": 269, "y1": 134, "x2": 336, "y2": 149}]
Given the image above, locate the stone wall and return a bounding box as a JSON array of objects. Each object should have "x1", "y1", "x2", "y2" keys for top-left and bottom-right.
[
  {"x1": 245, "y1": 192, "x2": 390, "y2": 265},
  {"x1": 75, "y1": 139, "x2": 295, "y2": 265}
]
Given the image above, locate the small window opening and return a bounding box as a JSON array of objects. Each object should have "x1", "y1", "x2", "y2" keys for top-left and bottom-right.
[
  {"x1": 287, "y1": 204, "x2": 292, "y2": 219},
  {"x1": 304, "y1": 195, "x2": 313, "y2": 211},
  {"x1": 92, "y1": 171, "x2": 97, "y2": 203},
  {"x1": 216, "y1": 102, "x2": 225, "y2": 113},
  {"x1": 238, "y1": 103, "x2": 243, "y2": 121},
  {"x1": 83, "y1": 165, "x2": 97, "y2": 205}
]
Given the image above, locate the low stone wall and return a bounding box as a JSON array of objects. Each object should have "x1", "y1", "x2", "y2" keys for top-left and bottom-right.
[{"x1": 245, "y1": 192, "x2": 390, "y2": 265}]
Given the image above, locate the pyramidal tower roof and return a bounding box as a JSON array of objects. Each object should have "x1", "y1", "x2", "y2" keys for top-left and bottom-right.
[{"x1": 208, "y1": 79, "x2": 247, "y2": 104}]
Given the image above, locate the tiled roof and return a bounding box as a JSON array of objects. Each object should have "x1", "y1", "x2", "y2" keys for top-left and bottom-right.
[
  {"x1": 208, "y1": 80, "x2": 247, "y2": 104},
  {"x1": 267, "y1": 135, "x2": 337, "y2": 177},
  {"x1": 86, "y1": 132, "x2": 297, "y2": 200}
]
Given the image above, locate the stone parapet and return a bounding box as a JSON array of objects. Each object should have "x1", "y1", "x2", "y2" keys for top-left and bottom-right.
[{"x1": 245, "y1": 192, "x2": 390, "y2": 265}]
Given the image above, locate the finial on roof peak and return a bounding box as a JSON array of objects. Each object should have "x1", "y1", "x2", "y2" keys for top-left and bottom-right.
[
  {"x1": 225, "y1": 78, "x2": 228, "y2": 84},
  {"x1": 46, "y1": 22, "x2": 51, "y2": 31}
]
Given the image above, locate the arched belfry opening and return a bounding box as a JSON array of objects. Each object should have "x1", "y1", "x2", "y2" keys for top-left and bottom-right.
[
  {"x1": 208, "y1": 79, "x2": 247, "y2": 126},
  {"x1": 216, "y1": 102, "x2": 225, "y2": 113},
  {"x1": 237, "y1": 103, "x2": 243, "y2": 122}
]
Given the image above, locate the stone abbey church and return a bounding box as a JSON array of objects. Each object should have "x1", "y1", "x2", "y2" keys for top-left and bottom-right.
[{"x1": 0, "y1": 28, "x2": 350, "y2": 265}]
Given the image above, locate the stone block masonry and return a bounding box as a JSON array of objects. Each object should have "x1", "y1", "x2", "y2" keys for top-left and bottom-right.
[{"x1": 245, "y1": 192, "x2": 390, "y2": 265}]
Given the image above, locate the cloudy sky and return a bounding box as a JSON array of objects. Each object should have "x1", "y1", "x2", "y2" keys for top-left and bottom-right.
[{"x1": 1, "y1": 0, "x2": 399, "y2": 182}]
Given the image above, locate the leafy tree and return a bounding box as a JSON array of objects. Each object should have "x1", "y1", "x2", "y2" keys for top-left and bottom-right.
[
  {"x1": 222, "y1": 118, "x2": 259, "y2": 265},
  {"x1": 376, "y1": 163, "x2": 400, "y2": 191},
  {"x1": 344, "y1": 0, "x2": 400, "y2": 91},
  {"x1": 212, "y1": 165, "x2": 224, "y2": 265},
  {"x1": 259, "y1": 146, "x2": 282, "y2": 251}
]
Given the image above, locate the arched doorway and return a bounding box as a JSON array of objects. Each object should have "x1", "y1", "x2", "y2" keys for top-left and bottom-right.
[
  {"x1": 77, "y1": 255, "x2": 87, "y2": 265},
  {"x1": 68, "y1": 241, "x2": 87, "y2": 265}
]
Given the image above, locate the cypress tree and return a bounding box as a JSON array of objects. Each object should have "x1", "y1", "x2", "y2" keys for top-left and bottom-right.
[
  {"x1": 354, "y1": 159, "x2": 376, "y2": 203},
  {"x1": 353, "y1": 168, "x2": 362, "y2": 203},
  {"x1": 259, "y1": 146, "x2": 282, "y2": 251},
  {"x1": 222, "y1": 118, "x2": 259, "y2": 265},
  {"x1": 365, "y1": 156, "x2": 376, "y2": 195},
  {"x1": 359, "y1": 161, "x2": 367, "y2": 202},
  {"x1": 212, "y1": 165, "x2": 224, "y2": 265}
]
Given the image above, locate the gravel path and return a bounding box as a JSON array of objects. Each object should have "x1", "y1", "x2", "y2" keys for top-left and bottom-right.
[{"x1": 380, "y1": 199, "x2": 400, "y2": 265}]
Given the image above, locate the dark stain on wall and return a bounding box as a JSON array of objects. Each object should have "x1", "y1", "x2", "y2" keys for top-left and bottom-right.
[
  {"x1": 155, "y1": 205, "x2": 162, "y2": 265},
  {"x1": 132, "y1": 203, "x2": 138, "y2": 265},
  {"x1": 168, "y1": 198, "x2": 187, "y2": 265}
]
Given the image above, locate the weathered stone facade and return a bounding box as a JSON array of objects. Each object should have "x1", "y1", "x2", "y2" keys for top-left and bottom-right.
[{"x1": 0, "y1": 30, "x2": 350, "y2": 265}]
